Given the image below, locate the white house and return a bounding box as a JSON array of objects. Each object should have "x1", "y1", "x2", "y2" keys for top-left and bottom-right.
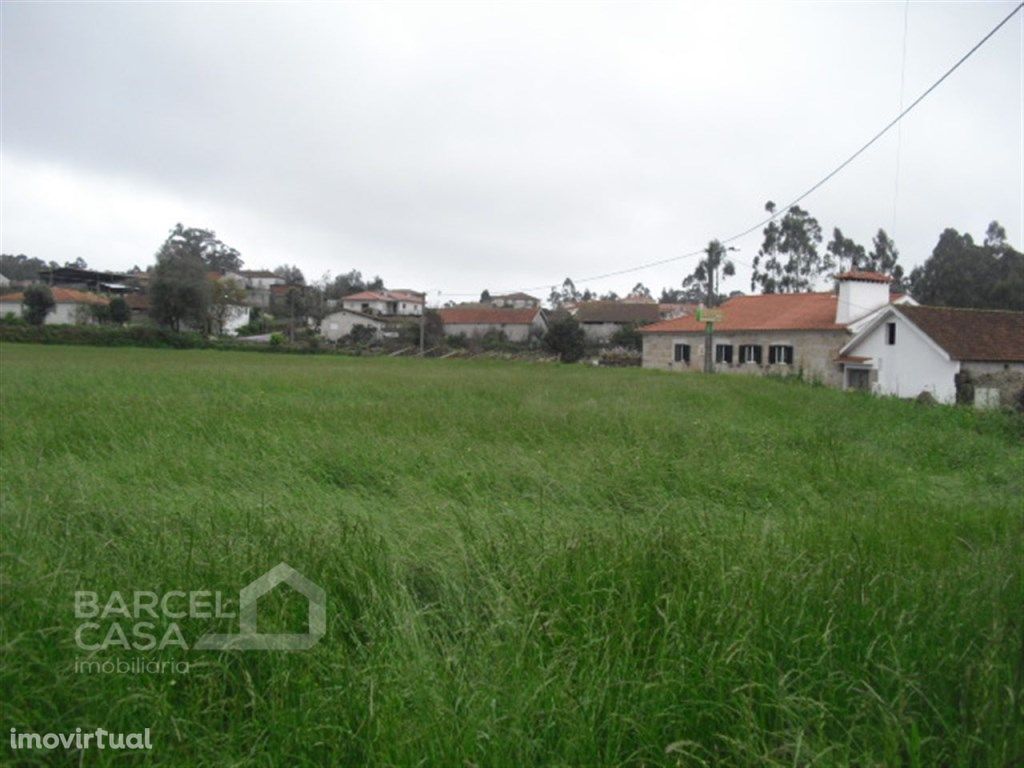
[
  {"x1": 489, "y1": 292, "x2": 541, "y2": 309},
  {"x1": 438, "y1": 305, "x2": 547, "y2": 343},
  {"x1": 0, "y1": 287, "x2": 110, "y2": 324},
  {"x1": 224, "y1": 270, "x2": 284, "y2": 310},
  {"x1": 341, "y1": 290, "x2": 424, "y2": 317},
  {"x1": 838, "y1": 304, "x2": 1024, "y2": 405},
  {"x1": 318, "y1": 308, "x2": 387, "y2": 341}
]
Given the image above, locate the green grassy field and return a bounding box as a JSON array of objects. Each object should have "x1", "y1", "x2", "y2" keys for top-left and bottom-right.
[{"x1": 1, "y1": 344, "x2": 1021, "y2": 766}]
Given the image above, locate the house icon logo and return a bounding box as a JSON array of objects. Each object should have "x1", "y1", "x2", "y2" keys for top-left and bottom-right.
[{"x1": 195, "y1": 563, "x2": 326, "y2": 651}]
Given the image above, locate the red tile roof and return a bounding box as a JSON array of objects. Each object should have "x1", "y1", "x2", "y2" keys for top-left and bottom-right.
[
  {"x1": 641, "y1": 292, "x2": 844, "y2": 333},
  {"x1": 439, "y1": 306, "x2": 541, "y2": 325},
  {"x1": 836, "y1": 270, "x2": 891, "y2": 283},
  {"x1": 0, "y1": 287, "x2": 109, "y2": 306},
  {"x1": 898, "y1": 305, "x2": 1024, "y2": 362}
]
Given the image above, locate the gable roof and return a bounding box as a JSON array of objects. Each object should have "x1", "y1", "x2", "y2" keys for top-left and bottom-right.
[
  {"x1": 574, "y1": 301, "x2": 661, "y2": 324},
  {"x1": 322, "y1": 308, "x2": 385, "y2": 324},
  {"x1": 641, "y1": 292, "x2": 845, "y2": 333},
  {"x1": 439, "y1": 306, "x2": 542, "y2": 325},
  {"x1": 491, "y1": 292, "x2": 539, "y2": 302},
  {"x1": 0, "y1": 287, "x2": 110, "y2": 306},
  {"x1": 895, "y1": 305, "x2": 1024, "y2": 362},
  {"x1": 342, "y1": 290, "x2": 424, "y2": 304}
]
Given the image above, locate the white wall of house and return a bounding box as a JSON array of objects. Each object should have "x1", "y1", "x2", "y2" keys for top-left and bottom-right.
[
  {"x1": 0, "y1": 300, "x2": 96, "y2": 325},
  {"x1": 491, "y1": 296, "x2": 539, "y2": 309},
  {"x1": 446, "y1": 319, "x2": 544, "y2": 343},
  {"x1": 320, "y1": 310, "x2": 384, "y2": 341},
  {"x1": 843, "y1": 313, "x2": 960, "y2": 403},
  {"x1": 340, "y1": 298, "x2": 422, "y2": 317},
  {"x1": 836, "y1": 279, "x2": 890, "y2": 324},
  {"x1": 581, "y1": 322, "x2": 624, "y2": 343},
  {"x1": 221, "y1": 305, "x2": 250, "y2": 335}
]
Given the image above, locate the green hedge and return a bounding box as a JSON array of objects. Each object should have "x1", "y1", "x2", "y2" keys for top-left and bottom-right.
[{"x1": 0, "y1": 324, "x2": 324, "y2": 354}]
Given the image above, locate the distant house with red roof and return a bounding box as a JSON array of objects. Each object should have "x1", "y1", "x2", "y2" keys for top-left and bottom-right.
[
  {"x1": 0, "y1": 287, "x2": 110, "y2": 325},
  {"x1": 341, "y1": 290, "x2": 424, "y2": 317},
  {"x1": 640, "y1": 271, "x2": 915, "y2": 388},
  {"x1": 438, "y1": 305, "x2": 547, "y2": 343}
]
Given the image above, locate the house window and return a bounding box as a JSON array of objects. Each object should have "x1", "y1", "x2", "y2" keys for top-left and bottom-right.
[
  {"x1": 715, "y1": 344, "x2": 733, "y2": 364},
  {"x1": 886, "y1": 322, "x2": 896, "y2": 345},
  {"x1": 673, "y1": 343, "x2": 691, "y2": 363},
  {"x1": 739, "y1": 344, "x2": 762, "y2": 364},
  {"x1": 768, "y1": 345, "x2": 794, "y2": 365}
]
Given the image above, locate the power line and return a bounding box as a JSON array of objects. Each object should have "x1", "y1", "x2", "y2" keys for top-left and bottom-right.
[{"x1": 476, "y1": 1, "x2": 1022, "y2": 297}]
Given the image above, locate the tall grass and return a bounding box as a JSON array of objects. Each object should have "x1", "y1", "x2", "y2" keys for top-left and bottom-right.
[{"x1": 1, "y1": 344, "x2": 1021, "y2": 766}]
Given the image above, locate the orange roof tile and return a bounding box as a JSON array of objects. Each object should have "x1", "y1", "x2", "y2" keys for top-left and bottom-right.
[
  {"x1": 641, "y1": 292, "x2": 844, "y2": 333},
  {"x1": 0, "y1": 287, "x2": 110, "y2": 306},
  {"x1": 439, "y1": 306, "x2": 541, "y2": 325}
]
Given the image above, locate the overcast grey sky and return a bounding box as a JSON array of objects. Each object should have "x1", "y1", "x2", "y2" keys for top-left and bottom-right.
[{"x1": 1, "y1": 1, "x2": 1020, "y2": 302}]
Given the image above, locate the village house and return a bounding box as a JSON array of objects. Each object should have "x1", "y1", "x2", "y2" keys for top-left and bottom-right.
[
  {"x1": 658, "y1": 303, "x2": 694, "y2": 320},
  {"x1": 37, "y1": 266, "x2": 132, "y2": 294},
  {"x1": 640, "y1": 271, "x2": 913, "y2": 388},
  {"x1": 488, "y1": 292, "x2": 541, "y2": 309},
  {"x1": 223, "y1": 270, "x2": 284, "y2": 309},
  {"x1": 0, "y1": 287, "x2": 110, "y2": 324},
  {"x1": 438, "y1": 305, "x2": 547, "y2": 343},
  {"x1": 572, "y1": 301, "x2": 663, "y2": 343},
  {"x1": 838, "y1": 304, "x2": 1024, "y2": 405},
  {"x1": 318, "y1": 308, "x2": 387, "y2": 342},
  {"x1": 341, "y1": 290, "x2": 424, "y2": 317}
]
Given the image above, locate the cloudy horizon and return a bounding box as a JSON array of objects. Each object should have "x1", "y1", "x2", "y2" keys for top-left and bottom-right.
[{"x1": 2, "y1": 1, "x2": 1020, "y2": 303}]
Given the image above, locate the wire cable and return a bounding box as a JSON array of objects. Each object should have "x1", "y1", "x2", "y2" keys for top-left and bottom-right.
[{"x1": 477, "y1": 2, "x2": 1022, "y2": 296}]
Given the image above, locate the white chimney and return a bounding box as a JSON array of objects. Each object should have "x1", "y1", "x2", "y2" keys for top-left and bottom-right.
[{"x1": 835, "y1": 271, "x2": 892, "y2": 325}]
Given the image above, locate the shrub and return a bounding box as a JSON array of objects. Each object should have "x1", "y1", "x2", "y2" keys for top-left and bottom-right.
[
  {"x1": 544, "y1": 314, "x2": 585, "y2": 363},
  {"x1": 23, "y1": 285, "x2": 55, "y2": 326},
  {"x1": 90, "y1": 303, "x2": 112, "y2": 324},
  {"x1": 609, "y1": 323, "x2": 643, "y2": 351},
  {"x1": 347, "y1": 324, "x2": 378, "y2": 346},
  {"x1": 269, "y1": 333, "x2": 285, "y2": 346},
  {"x1": 108, "y1": 297, "x2": 130, "y2": 325}
]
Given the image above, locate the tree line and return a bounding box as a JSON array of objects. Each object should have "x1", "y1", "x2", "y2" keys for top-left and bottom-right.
[
  {"x1": 545, "y1": 204, "x2": 1021, "y2": 311},
  {"x1": 4, "y1": 209, "x2": 1022, "y2": 331}
]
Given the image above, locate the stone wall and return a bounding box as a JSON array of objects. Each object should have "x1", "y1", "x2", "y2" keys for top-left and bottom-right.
[
  {"x1": 642, "y1": 329, "x2": 850, "y2": 387},
  {"x1": 960, "y1": 362, "x2": 1024, "y2": 410}
]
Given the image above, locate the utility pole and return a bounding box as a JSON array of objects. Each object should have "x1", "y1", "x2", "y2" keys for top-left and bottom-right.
[
  {"x1": 418, "y1": 301, "x2": 425, "y2": 355},
  {"x1": 703, "y1": 288, "x2": 715, "y2": 374},
  {"x1": 702, "y1": 241, "x2": 738, "y2": 374}
]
